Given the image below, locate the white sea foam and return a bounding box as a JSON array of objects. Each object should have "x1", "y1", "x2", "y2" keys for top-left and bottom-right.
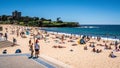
[
  {"x1": 76, "y1": 26, "x2": 99, "y2": 28},
  {"x1": 101, "y1": 37, "x2": 119, "y2": 41},
  {"x1": 46, "y1": 31, "x2": 119, "y2": 41}
]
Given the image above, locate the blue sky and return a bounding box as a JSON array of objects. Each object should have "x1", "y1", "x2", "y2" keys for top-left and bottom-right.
[{"x1": 0, "y1": 0, "x2": 120, "y2": 25}]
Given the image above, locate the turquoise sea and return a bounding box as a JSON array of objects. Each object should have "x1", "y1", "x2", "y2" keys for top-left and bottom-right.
[{"x1": 41, "y1": 25, "x2": 120, "y2": 40}]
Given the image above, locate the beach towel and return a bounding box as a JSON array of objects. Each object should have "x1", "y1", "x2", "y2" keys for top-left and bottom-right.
[{"x1": 77, "y1": 38, "x2": 80, "y2": 44}]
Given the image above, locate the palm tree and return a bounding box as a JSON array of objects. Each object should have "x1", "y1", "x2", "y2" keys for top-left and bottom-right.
[
  {"x1": 56, "y1": 17, "x2": 63, "y2": 23},
  {"x1": 56, "y1": 17, "x2": 61, "y2": 22}
]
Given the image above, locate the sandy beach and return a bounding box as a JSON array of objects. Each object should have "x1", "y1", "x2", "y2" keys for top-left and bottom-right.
[{"x1": 0, "y1": 24, "x2": 120, "y2": 68}]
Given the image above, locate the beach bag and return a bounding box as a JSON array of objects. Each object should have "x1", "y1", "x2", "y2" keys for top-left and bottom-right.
[
  {"x1": 15, "y1": 49, "x2": 21, "y2": 53},
  {"x1": 3, "y1": 49, "x2": 7, "y2": 54}
]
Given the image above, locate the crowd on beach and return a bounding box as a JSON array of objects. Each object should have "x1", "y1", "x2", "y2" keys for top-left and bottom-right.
[
  {"x1": 0, "y1": 24, "x2": 120, "y2": 59},
  {"x1": 80, "y1": 35, "x2": 120, "y2": 58},
  {"x1": 0, "y1": 25, "x2": 41, "y2": 58}
]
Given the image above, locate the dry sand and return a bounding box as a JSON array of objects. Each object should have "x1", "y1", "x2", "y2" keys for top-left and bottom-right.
[{"x1": 0, "y1": 24, "x2": 120, "y2": 68}]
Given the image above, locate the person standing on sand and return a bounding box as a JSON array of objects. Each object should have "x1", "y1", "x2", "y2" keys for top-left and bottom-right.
[
  {"x1": 34, "y1": 41, "x2": 40, "y2": 58},
  {"x1": 61, "y1": 34, "x2": 64, "y2": 43},
  {"x1": 4, "y1": 32, "x2": 8, "y2": 40},
  {"x1": 16, "y1": 29, "x2": 19, "y2": 37},
  {"x1": 29, "y1": 43, "x2": 34, "y2": 58},
  {"x1": 13, "y1": 37, "x2": 17, "y2": 46},
  {"x1": 5, "y1": 27, "x2": 7, "y2": 31},
  {"x1": 115, "y1": 41, "x2": 118, "y2": 50}
]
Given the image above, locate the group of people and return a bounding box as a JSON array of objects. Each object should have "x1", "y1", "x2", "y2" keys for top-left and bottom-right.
[
  {"x1": 9, "y1": 25, "x2": 41, "y2": 58},
  {"x1": 0, "y1": 27, "x2": 8, "y2": 41},
  {"x1": 29, "y1": 39, "x2": 40, "y2": 58},
  {"x1": 2, "y1": 25, "x2": 40, "y2": 58},
  {"x1": 1, "y1": 25, "x2": 120, "y2": 60}
]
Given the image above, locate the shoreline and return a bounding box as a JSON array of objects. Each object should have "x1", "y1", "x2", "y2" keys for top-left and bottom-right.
[
  {"x1": 42, "y1": 30, "x2": 120, "y2": 41},
  {"x1": 1, "y1": 24, "x2": 120, "y2": 68},
  {"x1": 40, "y1": 26, "x2": 120, "y2": 40}
]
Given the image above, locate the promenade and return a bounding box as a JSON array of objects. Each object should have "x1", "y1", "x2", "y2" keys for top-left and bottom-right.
[{"x1": 0, "y1": 54, "x2": 54, "y2": 68}]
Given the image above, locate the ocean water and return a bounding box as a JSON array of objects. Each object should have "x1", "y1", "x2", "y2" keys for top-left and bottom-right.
[{"x1": 41, "y1": 25, "x2": 120, "y2": 40}]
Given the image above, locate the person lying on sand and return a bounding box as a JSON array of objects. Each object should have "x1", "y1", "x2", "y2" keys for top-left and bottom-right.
[
  {"x1": 92, "y1": 47, "x2": 102, "y2": 53},
  {"x1": 104, "y1": 44, "x2": 112, "y2": 50},
  {"x1": 52, "y1": 45, "x2": 66, "y2": 48},
  {"x1": 72, "y1": 44, "x2": 77, "y2": 46},
  {"x1": 68, "y1": 40, "x2": 74, "y2": 42},
  {"x1": 96, "y1": 49, "x2": 102, "y2": 53},
  {"x1": 84, "y1": 46, "x2": 88, "y2": 50},
  {"x1": 97, "y1": 44, "x2": 104, "y2": 46},
  {"x1": 89, "y1": 43, "x2": 95, "y2": 48}
]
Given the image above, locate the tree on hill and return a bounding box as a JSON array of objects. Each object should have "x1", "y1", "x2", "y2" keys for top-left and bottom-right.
[
  {"x1": 40, "y1": 18, "x2": 47, "y2": 21},
  {"x1": 38, "y1": 20, "x2": 43, "y2": 27},
  {"x1": 24, "y1": 16, "x2": 29, "y2": 23},
  {"x1": 57, "y1": 17, "x2": 60, "y2": 21},
  {"x1": 33, "y1": 17, "x2": 39, "y2": 21},
  {"x1": 48, "y1": 19, "x2": 52, "y2": 23},
  {"x1": 1, "y1": 15, "x2": 7, "y2": 21},
  {"x1": 56, "y1": 17, "x2": 63, "y2": 23}
]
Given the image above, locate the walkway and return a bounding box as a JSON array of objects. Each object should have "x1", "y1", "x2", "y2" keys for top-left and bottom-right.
[{"x1": 0, "y1": 54, "x2": 66, "y2": 68}]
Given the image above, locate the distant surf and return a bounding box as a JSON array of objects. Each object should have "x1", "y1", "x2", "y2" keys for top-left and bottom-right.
[
  {"x1": 40, "y1": 25, "x2": 120, "y2": 40},
  {"x1": 76, "y1": 26, "x2": 99, "y2": 28}
]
